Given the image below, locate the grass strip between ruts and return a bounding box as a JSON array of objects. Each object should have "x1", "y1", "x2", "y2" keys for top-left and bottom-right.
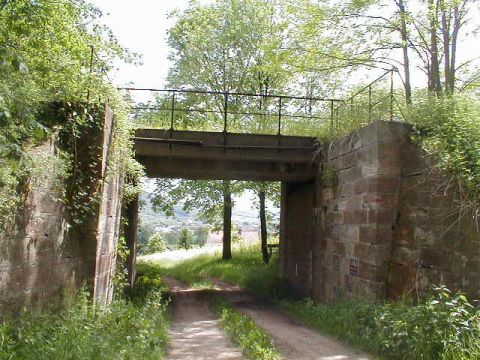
[{"x1": 212, "y1": 297, "x2": 283, "y2": 360}]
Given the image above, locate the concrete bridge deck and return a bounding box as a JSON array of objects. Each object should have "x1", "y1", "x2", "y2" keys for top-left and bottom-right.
[{"x1": 134, "y1": 129, "x2": 319, "y2": 182}]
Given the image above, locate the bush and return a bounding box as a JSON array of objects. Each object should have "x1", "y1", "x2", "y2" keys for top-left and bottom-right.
[
  {"x1": 147, "y1": 233, "x2": 168, "y2": 254},
  {"x1": 407, "y1": 94, "x2": 480, "y2": 210},
  {"x1": 376, "y1": 286, "x2": 480, "y2": 360},
  {"x1": 282, "y1": 286, "x2": 480, "y2": 360},
  {"x1": 0, "y1": 287, "x2": 169, "y2": 360}
]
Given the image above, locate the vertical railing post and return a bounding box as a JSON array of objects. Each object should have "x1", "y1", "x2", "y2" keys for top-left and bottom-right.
[
  {"x1": 223, "y1": 92, "x2": 228, "y2": 133},
  {"x1": 170, "y1": 92, "x2": 175, "y2": 131},
  {"x1": 330, "y1": 100, "x2": 334, "y2": 137},
  {"x1": 368, "y1": 84, "x2": 372, "y2": 122},
  {"x1": 223, "y1": 92, "x2": 228, "y2": 151},
  {"x1": 390, "y1": 69, "x2": 394, "y2": 121},
  {"x1": 277, "y1": 97, "x2": 282, "y2": 136}
]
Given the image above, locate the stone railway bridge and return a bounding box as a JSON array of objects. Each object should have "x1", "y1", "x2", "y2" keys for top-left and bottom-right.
[
  {"x1": 127, "y1": 123, "x2": 480, "y2": 301},
  {"x1": 1, "y1": 89, "x2": 479, "y2": 314}
]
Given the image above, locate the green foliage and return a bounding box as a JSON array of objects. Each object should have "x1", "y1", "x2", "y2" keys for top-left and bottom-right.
[
  {"x1": 0, "y1": 0, "x2": 138, "y2": 231},
  {"x1": 321, "y1": 165, "x2": 338, "y2": 191},
  {"x1": 213, "y1": 298, "x2": 282, "y2": 360},
  {"x1": 193, "y1": 226, "x2": 209, "y2": 247},
  {"x1": 376, "y1": 286, "x2": 480, "y2": 360},
  {"x1": 178, "y1": 228, "x2": 193, "y2": 250},
  {"x1": 147, "y1": 233, "x2": 168, "y2": 254},
  {"x1": 148, "y1": 246, "x2": 288, "y2": 299},
  {"x1": 0, "y1": 287, "x2": 169, "y2": 360},
  {"x1": 113, "y1": 236, "x2": 130, "y2": 293},
  {"x1": 407, "y1": 94, "x2": 480, "y2": 210},
  {"x1": 282, "y1": 287, "x2": 480, "y2": 360}
]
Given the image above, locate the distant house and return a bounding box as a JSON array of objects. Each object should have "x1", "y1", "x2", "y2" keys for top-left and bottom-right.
[{"x1": 208, "y1": 230, "x2": 259, "y2": 245}]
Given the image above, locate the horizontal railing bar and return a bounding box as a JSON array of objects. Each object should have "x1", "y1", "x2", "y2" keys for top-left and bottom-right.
[
  {"x1": 119, "y1": 87, "x2": 343, "y2": 103},
  {"x1": 132, "y1": 106, "x2": 328, "y2": 121},
  {"x1": 345, "y1": 69, "x2": 394, "y2": 102}
]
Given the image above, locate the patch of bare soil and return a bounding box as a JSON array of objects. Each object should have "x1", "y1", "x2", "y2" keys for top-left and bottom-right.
[
  {"x1": 209, "y1": 277, "x2": 374, "y2": 360},
  {"x1": 163, "y1": 276, "x2": 246, "y2": 360}
]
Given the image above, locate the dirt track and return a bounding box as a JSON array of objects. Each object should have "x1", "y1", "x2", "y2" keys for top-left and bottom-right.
[
  {"x1": 164, "y1": 277, "x2": 246, "y2": 360},
  {"x1": 164, "y1": 276, "x2": 373, "y2": 360}
]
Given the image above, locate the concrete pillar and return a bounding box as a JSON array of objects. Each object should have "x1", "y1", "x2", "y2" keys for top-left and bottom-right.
[{"x1": 124, "y1": 194, "x2": 139, "y2": 288}]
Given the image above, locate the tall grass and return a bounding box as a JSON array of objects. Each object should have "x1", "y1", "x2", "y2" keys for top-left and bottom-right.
[{"x1": 0, "y1": 283, "x2": 169, "y2": 360}]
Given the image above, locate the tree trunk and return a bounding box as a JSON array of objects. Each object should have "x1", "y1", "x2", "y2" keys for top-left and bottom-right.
[
  {"x1": 448, "y1": 5, "x2": 460, "y2": 94},
  {"x1": 441, "y1": 2, "x2": 451, "y2": 94},
  {"x1": 397, "y1": 0, "x2": 412, "y2": 104},
  {"x1": 222, "y1": 180, "x2": 232, "y2": 260},
  {"x1": 259, "y1": 189, "x2": 269, "y2": 264},
  {"x1": 428, "y1": 0, "x2": 442, "y2": 95}
]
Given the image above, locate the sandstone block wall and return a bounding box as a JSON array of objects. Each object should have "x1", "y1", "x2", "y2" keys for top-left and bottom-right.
[
  {"x1": 312, "y1": 121, "x2": 406, "y2": 299},
  {"x1": 281, "y1": 120, "x2": 480, "y2": 301},
  {"x1": 0, "y1": 106, "x2": 124, "y2": 314},
  {"x1": 0, "y1": 140, "x2": 83, "y2": 313}
]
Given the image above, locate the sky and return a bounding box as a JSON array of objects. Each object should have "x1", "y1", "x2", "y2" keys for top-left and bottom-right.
[
  {"x1": 93, "y1": 0, "x2": 192, "y2": 90},
  {"x1": 93, "y1": 0, "x2": 479, "y2": 100}
]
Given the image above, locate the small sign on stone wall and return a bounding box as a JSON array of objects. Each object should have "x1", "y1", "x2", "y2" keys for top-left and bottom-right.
[{"x1": 350, "y1": 258, "x2": 359, "y2": 277}]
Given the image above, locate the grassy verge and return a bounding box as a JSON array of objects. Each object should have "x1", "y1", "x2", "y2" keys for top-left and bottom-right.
[
  {"x1": 142, "y1": 246, "x2": 288, "y2": 298},
  {"x1": 0, "y1": 280, "x2": 169, "y2": 359},
  {"x1": 279, "y1": 298, "x2": 380, "y2": 354},
  {"x1": 143, "y1": 246, "x2": 480, "y2": 360},
  {"x1": 212, "y1": 298, "x2": 282, "y2": 360}
]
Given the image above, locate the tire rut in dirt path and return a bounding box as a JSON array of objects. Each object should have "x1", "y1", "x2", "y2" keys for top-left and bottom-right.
[
  {"x1": 209, "y1": 277, "x2": 374, "y2": 360},
  {"x1": 163, "y1": 276, "x2": 247, "y2": 360}
]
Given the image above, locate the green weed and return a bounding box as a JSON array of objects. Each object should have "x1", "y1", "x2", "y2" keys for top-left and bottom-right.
[
  {"x1": 0, "y1": 285, "x2": 169, "y2": 360},
  {"x1": 213, "y1": 298, "x2": 282, "y2": 360}
]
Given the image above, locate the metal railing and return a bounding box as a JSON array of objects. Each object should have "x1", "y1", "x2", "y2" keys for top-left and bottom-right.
[
  {"x1": 330, "y1": 69, "x2": 405, "y2": 136},
  {"x1": 120, "y1": 69, "x2": 404, "y2": 138},
  {"x1": 121, "y1": 87, "x2": 344, "y2": 137}
]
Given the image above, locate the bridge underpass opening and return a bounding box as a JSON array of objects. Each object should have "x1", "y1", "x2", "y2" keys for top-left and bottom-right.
[
  {"x1": 125, "y1": 130, "x2": 319, "y2": 296},
  {"x1": 122, "y1": 87, "x2": 333, "y2": 297}
]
